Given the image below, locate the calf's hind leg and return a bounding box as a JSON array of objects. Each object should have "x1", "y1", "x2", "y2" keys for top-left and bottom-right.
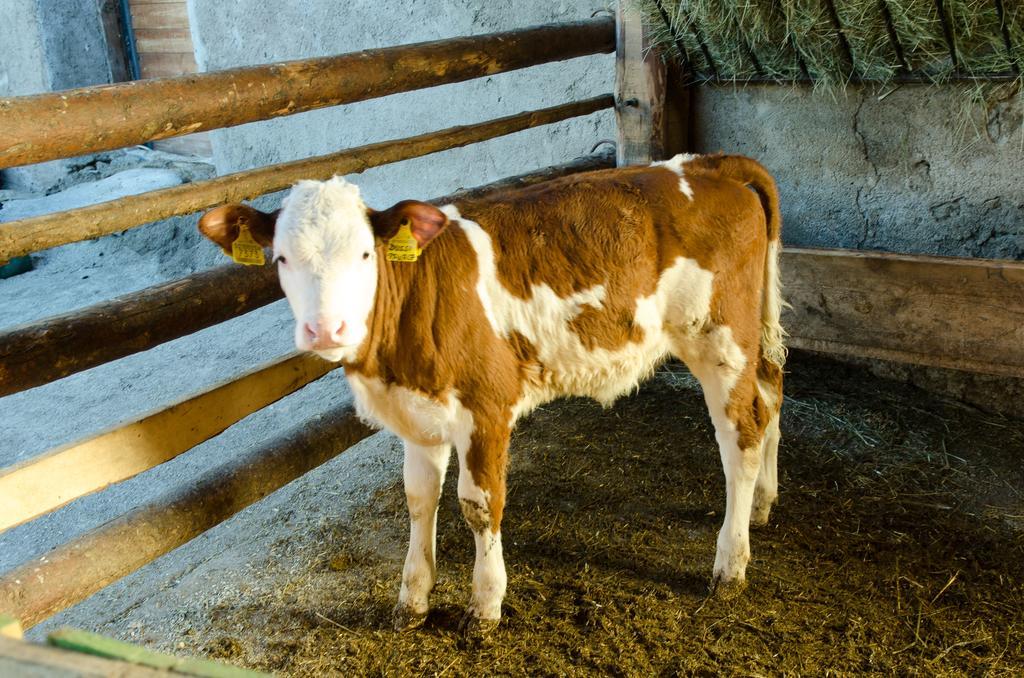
[
  {"x1": 677, "y1": 334, "x2": 768, "y2": 594},
  {"x1": 394, "y1": 441, "x2": 451, "y2": 631},
  {"x1": 751, "y1": 361, "x2": 783, "y2": 526}
]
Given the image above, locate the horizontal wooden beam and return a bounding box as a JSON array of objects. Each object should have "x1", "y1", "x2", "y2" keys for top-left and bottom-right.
[
  {"x1": 0, "y1": 18, "x2": 614, "y2": 169},
  {"x1": 781, "y1": 248, "x2": 1024, "y2": 378},
  {"x1": 0, "y1": 263, "x2": 280, "y2": 398},
  {"x1": 0, "y1": 95, "x2": 614, "y2": 260},
  {"x1": 0, "y1": 353, "x2": 335, "y2": 533},
  {"x1": 0, "y1": 405, "x2": 374, "y2": 628},
  {"x1": 0, "y1": 150, "x2": 615, "y2": 398}
]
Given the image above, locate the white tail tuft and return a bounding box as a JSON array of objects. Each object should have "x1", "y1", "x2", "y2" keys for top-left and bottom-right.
[{"x1": 761, "y1": 240, "x2": 788, "y2": 368}]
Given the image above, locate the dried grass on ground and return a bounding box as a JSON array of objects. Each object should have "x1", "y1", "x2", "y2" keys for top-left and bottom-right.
[{"x1": 182, "y1": 353, "x2": 1023, "y2": 676}]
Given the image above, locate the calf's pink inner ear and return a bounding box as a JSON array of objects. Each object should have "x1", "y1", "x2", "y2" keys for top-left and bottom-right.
[
  {"x1": 197, "y1": 204, "x2": 278, "y2": 254},
  {"x1": 369, "y1": 201, "x2": 448, "y2": 248}
]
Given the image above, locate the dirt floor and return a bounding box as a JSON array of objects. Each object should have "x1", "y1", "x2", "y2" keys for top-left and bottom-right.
[{"x1": 119, "y1": 353, "x2": 1017, "y2": 677}]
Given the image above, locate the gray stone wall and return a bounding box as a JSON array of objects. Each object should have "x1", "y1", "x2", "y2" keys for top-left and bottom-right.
[
  {"x1": 0, "y1": 0, "x2": 117, "y2": 191},
  {"x1": 693, "y1": 83, "x2": 1024, "y2": 261},
  {"x1": 187, "y1": 0, "x2": 615, "y2": 211},
  {"x1": 36, "y1": 0, "x2": 115, "y2": 91},
  {"x1": 0, "y1": 0, "x2": 49, "y2": 97}
]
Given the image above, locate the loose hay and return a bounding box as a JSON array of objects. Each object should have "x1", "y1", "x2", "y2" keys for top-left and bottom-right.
[
  {"x1": 170, "y1": 354, "x2": 1022, "y2": 675},
  {"x1": 642, "y1": 0, "x2": 1024, "y2": 85}
]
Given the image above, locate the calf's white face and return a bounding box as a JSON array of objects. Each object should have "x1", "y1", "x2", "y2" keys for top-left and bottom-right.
[
  {"x1": 197, "y1": 176, "x2": 450, "y2": 364},
  {"x1": 273, "y1": 178, "x2": 378, "y2": 362}
]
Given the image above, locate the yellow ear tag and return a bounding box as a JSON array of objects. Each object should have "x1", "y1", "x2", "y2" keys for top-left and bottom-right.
[
  {"x1": 386, "y1": 222, "x2": 421, "y2": 262},
  {"x1": 231, "y1": 223, "x2": 266, "y2": 266}
]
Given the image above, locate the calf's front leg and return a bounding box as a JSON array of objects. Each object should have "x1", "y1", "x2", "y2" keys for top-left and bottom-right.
[
  {"x1": 394, "y1": 440, "x2": 450, "y2": 631},
  {"x1": 454, "y1": 414, "x2": 510, "y2": 635}
]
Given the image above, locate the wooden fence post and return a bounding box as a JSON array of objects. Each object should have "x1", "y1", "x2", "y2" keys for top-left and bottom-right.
[{"x1": 615, "y1": 1, "x2": 689, "y2": 165}]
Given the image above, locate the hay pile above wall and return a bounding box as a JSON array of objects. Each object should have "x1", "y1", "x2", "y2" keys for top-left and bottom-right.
[{"x1": 641, "y1": 0, "x2": 1023, "y2": 85}]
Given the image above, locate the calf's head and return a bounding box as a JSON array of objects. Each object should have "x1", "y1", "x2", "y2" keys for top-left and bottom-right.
[{"x1": 198, "y1": 177, "x2": 447, "y2": 362}]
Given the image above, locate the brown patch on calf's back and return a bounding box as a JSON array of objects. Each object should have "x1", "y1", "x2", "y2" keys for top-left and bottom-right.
[
  {"x1": 455, "y1": 169, "x2": 674, "y2": 353},
  {"x1": 451, "y1": 160, "x2": 774, "y2": 359}
]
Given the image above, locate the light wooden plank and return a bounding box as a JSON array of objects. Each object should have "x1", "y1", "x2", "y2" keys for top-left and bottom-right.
[
  {"x1": 134, "y1": 28, "x2": 195, "y2": 54},
  {"x1": 129, "y1": 2, "x2": 190, "y2": 29},
  {"x1": 0, "y1": 636, "x2": 171, "y2": 677},
  {"x1": 139, "y1": 52, "x2": 198, "y2": 79},
  {"x1": 49, "y1": 629, "x2": 268, "y2": 677},
  {"x1": 781, "y1": 248, "x2": 1024, "y2": 378},
  {"x1": 615, "y1": 2, "x2": 668, "y2": 165},
  {"x1": 0, "y1": 353, "x2": 336, "y2": 533}
]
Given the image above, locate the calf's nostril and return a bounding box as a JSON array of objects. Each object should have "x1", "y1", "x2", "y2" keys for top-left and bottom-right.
[{"x1": 304, "y1": 322, "x2": 317, "y2": 341}]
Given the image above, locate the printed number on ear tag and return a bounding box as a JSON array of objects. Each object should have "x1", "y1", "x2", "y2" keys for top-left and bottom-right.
[
  {"x1": 231, "y1": 224, "x2": 266, "y2": 266},
  {"x1": 386, "y1": 223, "x2": 421, "y2": 262}
]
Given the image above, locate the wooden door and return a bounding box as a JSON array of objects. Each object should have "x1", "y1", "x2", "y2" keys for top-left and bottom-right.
[{"x1": 127, "y1": 0, "x2": 211, "y2": 156}]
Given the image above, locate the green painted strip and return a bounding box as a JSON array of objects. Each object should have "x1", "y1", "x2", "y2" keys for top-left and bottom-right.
[{"x1": 47, "y1": 628, "x2": 270, "y2": 678}]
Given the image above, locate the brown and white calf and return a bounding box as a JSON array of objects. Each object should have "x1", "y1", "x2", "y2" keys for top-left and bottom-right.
[{"x1": 198, "y1": 153, "x2": 786, "y2": 633}]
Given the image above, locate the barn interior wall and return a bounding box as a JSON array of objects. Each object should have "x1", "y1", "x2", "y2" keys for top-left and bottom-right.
[
  {"x1": 692, "y1": 83, "x2": 1024, "y2": 416},
  {"x1": 691, "y1": 83, "x2": 1024, "y2": 261}
]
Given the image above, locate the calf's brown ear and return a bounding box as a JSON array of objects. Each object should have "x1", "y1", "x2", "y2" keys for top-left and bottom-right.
[
  {"x1": 368, "y1": 200, "x2": 448, "y2": 249},
  {"x1": 197, "y1": 204, "x2": 279, "y2": 255}
]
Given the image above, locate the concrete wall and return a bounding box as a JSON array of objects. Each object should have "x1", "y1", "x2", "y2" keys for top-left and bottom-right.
[
  {"x1": 37, "y1": 0, "x2": 115, "y2": 91},
  {"x1": 0, "y1": 0, "x2": 49, "y2": 97},
  {"x1": 0, "y1": 0, "x2": 117, "y2": 191},
  {"x1": 187, "y1": 0, "x2": 615, "y2": 212},
  {"x1": 692, "y1": 83, "x2": 1024, "y2": 260}
]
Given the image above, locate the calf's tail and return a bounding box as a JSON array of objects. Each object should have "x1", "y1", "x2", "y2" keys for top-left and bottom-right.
[{"x1": 701, "y1": 154, "x2": 787, "y2": 368}]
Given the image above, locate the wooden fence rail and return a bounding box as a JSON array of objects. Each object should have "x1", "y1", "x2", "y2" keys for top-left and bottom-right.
[
  {"x1": 781, "y1": 248, "x2": 1024, "y2": 379},
  {"x1": 0, "y1": 353, "x2": 335, "y2": 533},
  {"x1": 0, "y1": 95, "x2": 614, "y2": 260},
  {"x1": 0, "y1": 18, "x2": 614, "y2": 169},
  {"x1": 0, "y1": 403, "x2": 374, "y2": 628},
  {"x1": 0, "y1": 264, "x2": 280, "y2": 398},
  {"x1": 0, "y1": 150, "x2": 614, "y2": 398}
]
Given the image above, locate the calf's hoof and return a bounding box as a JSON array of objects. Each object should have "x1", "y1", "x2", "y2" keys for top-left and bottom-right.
[
  {"x1": 459, "y1": 611, "x2": 500, "y2": 640},
  {"x1": 711, "y1": 574, "x2": 747, "y2": 600},
  {"x1": 750, "y1": 490, "x2": 776, "y2": 528},
  {"x1": 392, "y1": 603, "x2": 428, "y2": 632},
  {"x1": 750, "y1": 503, "x2": 773, "y2": 528}
]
